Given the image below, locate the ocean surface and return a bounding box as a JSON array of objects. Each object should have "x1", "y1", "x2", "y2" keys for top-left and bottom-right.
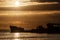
[{"x1": 0, "y1": 32, "x2": 60, "y2": 40}]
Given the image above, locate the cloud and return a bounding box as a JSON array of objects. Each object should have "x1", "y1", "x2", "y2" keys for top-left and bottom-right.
[
  {"x1": 0, "y1": 4, "x2": 60, "y2": 11},
  {"x1": 0, "y1": 11, "x2": 60, "y2": 30},
  {"x1": 31, "y1": 0, "x2": 60, "y2": 2}
]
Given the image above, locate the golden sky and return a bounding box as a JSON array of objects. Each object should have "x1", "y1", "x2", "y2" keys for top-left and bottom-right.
[
  {"x1": 0, "y1": 0, "x2": 60, "y2": 30},
  {"x1": 0, "y1": 11, "x2": 60, "y2": 30},
  {"x1": 0, "y1": 0, "x2": 58, "y2": 7}
]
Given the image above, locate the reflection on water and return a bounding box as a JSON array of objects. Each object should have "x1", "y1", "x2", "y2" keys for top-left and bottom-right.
[
  {"x1": 14, "y1": 39, "x2": 20, "y2": 40},
  {"x1": 0, "y1": 32, "x2": 60, "y2": 40},
  {"x1": 0, "y1": 32, "x2": 48, "y2": 40},
  {"x1": 14, "y1": 33, "x2": 20, "y2": 37}
]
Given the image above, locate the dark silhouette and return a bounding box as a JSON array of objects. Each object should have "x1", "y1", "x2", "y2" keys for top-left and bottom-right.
[
  {"x1": 10, "y1": 25, "x2": 46, "y2": 33},
  {"x1": 35, "y1": 26, "x2": 46, "y2": 33},
  {"x1": 47, "y1": 23, "x2": 60, "y2": 33},
  {"x1": 10, "y1": 23, "x2": 60, "y2": 34},
  {"x1": 30, "y1": 25, "x2": 45, "y2": 33},
  {"x1": 10, "y1": 26, "x2": 24, "y2": 32}
]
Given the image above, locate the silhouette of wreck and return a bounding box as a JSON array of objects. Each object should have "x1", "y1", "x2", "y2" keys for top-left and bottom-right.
[
  {"x1": 10, "y1": 25, "x2": 46, "y2": 33},
  {"x1": 10, "y1": 23, "x2": 60, "y2": 33},
  {"x1": 10, "y1": 26, "x2": 24, "y2": 32},
  {"x1": 30, "y1": 26, "x2": 47, "y2": 33},
  {"x1": 47, "y1": 23, "x2": 60, "y2": 33}
]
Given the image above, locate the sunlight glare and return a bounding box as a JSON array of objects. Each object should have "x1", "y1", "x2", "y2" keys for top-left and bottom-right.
[
  {"x1": 15, "y1": 0, "x2": 20, "y2": 7},
  {"x1": 14, "y1": 39, "x2": 20, "y2": 40},
  {"x1": 14, "y1": 33, "x2": 20, "y2": 37}
]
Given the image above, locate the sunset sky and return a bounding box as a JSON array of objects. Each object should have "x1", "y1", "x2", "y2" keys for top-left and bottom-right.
[
  {"x1": 0, "y1": 0, "x2": 59, "y2": 7},
  {"x1": 0, "y1": 11, "x2": 60, "y2": 30},
  {"x1": 0, "y1": 0, "x2": 60, "y2": 30}
]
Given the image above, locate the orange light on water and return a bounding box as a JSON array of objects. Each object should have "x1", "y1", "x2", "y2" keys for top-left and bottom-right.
[
  {"x1": 14, "y1": 39, "x2": 20, "y2": 40},
  {"x1": 14, "y1": 33, "x2": 20, "y2": 37}
]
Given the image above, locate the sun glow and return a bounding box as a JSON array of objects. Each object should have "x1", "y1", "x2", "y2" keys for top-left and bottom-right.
[
  {"x1": 14, "y1": 0, "x2": 30, "y2": 7},
  {"x1": 15, "y1": 1, "x2": 20, "y2": 7},
  {"x1": 0, "y1": 0, "x2": 58, "y2": 7},
  {"x1": 14, "y1": 0, "x2": 31, "y2": 7}
]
